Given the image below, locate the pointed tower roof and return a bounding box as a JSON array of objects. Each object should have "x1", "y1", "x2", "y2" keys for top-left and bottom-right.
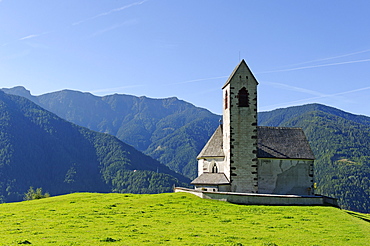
[{"x1": 222, "y1": 59, "x2": 259, "y2": 89}]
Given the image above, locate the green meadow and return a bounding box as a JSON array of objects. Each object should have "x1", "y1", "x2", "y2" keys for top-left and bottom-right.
[{"x1": 0, "y1": 192, "x2": 369, "y2": 245}]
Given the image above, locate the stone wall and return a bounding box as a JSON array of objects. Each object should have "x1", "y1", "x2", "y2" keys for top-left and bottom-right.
[
  {"x1": 224, "y1": 61, "x2": 258, "y2": 193},
  {"x1": 258, "y1": 159, "x2": 314, "y2": 195}
]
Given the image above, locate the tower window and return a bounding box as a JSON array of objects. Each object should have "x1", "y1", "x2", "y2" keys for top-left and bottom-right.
[
  {"x1": 224, "y1": 91, "x2": 228, "y2": 109},
  {"x1": 212, "y1": 163, "x2": 218, "y2": 173},
  {"x1": 238, "y1": 87, "x2": 249, "y2": 107}
]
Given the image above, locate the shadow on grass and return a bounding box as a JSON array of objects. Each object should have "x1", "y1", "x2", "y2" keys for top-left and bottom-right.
[{"x1": 345, "y1": 211, "x2": 370, "y2": 223}]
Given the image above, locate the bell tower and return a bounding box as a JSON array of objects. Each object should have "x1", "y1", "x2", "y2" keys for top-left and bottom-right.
[{"x1": 222, "y1": 60, "x2": 258, "y2": 193}]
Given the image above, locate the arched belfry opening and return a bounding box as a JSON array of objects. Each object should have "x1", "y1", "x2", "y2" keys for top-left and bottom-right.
[
  {"x1": 238, "y1": 87, "x2": 249, "y2": 107},
  {"x1": 212, "y1": 163, "x2": 218, "y2": 173}
]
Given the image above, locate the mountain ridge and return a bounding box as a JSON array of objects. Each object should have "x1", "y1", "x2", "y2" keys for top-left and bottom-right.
[
  {"x1": 259, "y1": 103, "x2": 370, "y2": 127},
  {"x1": 0, "y1": 90, "x2": 190, "y2": 202},
  {"x1": 2, "y1": 86, "x2": 219, "y2": 178}
]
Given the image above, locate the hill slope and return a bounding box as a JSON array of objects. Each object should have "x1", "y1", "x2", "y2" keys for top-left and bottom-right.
[
  {"x1": 0, "y1": 192, "x2": 369, "y2": 245},
  {"x1": 2, "y1": 86, "x2": 219, "y2": 179},
  {"x1": 0, "y1": 91, "x2": 189, "y2": 202},
  {"x1": 259, "y1": 104, "x2": 370, "y2": 213}
]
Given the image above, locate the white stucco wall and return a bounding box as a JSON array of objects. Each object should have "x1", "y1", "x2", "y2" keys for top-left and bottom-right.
[
  {"x1": 197, "y1": 157, "x2": 225, "y2": 176},
  {"x1": 258, "y1": 159, "x2": 314, "y2": 195},
  {"x1": 222, "y1": 83, "x2": 231, "y2": 181},
  {"x1": 193, "y1": 184, "x2": 230, "y2": 192}
]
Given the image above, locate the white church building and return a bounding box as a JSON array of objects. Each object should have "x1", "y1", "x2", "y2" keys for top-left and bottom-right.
[{"x1": 190, "y1": 60, "x2": 316, "y2": 196}]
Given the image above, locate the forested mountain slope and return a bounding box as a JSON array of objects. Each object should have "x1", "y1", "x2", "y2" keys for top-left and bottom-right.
[
  {"x1": 0, "y1": 91, "x2": 189, "y2": 202},
  {"x1": 2, "y1": 86, "x2": 219, "y2": 179}
]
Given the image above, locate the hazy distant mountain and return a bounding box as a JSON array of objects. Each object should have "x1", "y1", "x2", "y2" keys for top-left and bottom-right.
[
  {"x1": 2, "y1": 86, "x2": 219, "y2": 179},
  {"x1": 3, "y1": 86, "x2": 370, "y2": 212},
  {"x1": 0, "y1": 91, "x2": 190, "y2": 202}
]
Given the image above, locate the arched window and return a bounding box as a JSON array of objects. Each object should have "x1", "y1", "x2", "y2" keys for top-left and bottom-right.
[
  {"x1": 224, "y1": 91, "x2": 228, "y2": 109},
  {"x1": 238, "y1": 87, "x2": 249, "y2": 107},
  {"x1": 212, "y1": 163, "x2": 218, "y2": 173}
]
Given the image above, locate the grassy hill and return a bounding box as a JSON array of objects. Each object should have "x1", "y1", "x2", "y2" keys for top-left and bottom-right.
[{"x1": 0, "y1": 192, "x2": 369, "y2": 245}]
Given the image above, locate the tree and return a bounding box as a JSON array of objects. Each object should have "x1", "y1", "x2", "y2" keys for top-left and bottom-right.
[{"x1": 24, "y1": 187, "x2": 50, "y2": 200}]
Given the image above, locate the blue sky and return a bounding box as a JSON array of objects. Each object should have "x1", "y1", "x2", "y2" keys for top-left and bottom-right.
[{"x1": 1, "y1": 0, "x2": 370, "y2": 116}]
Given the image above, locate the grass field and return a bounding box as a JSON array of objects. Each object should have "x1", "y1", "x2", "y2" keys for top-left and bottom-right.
[{"x1": 0, "y1": 192, "x2": 369, "y2": 245}]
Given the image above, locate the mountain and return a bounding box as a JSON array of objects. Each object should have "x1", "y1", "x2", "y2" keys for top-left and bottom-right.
[
  {"x1": 259, "y1": 104, "x2": 370, "y2": 213},
  {"x1": 0, "y1": 91, "x2": 190, "y2": 202},
  {"x1": 2, "y1": 86, "x2": 219, "y2": 179},
  {"x1": 3, "y1": 87, "x2": 370, "y2": 213}
]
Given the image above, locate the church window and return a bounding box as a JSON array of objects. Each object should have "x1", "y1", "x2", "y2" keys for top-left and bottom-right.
[
  {"x1": 224, "y1": 91, "x2": 228, "y2": 109},
  {"x1": 238, "y1": 87, "x2": 249, "y2": 107},
  {"x1": 212, "y1": 163, "x2": 218, "y2": 173}
]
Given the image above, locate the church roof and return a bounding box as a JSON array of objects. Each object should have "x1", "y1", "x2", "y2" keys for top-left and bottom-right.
[
  {"x1": 257, "y1": 126, "x2": 315, "y2": 160},
  {"x1": 191, "y1": 173, "x2": 230, "y2": 185},
  {"x1": 197, "y1": 125, "x2": 224, "y2": 158},
  {"x1": 197, "y1": 126, "x2": 315, "y2": 160}
]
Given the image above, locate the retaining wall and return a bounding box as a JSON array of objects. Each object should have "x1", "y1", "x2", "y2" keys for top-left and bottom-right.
[{"x1": 174, "y1": 187, "x2": 338, "y2": 207}]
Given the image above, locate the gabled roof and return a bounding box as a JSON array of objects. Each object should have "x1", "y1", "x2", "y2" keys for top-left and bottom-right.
[
  {"x1": 222, "y1": 59, "x2": 259, "y2": 89},
  {"x1": 191, "y1": 173, "x2": 230, "y2": 185},
  {"x1": 197, "y1": 125, "x2": 224, "y2": 159},
  {"x1": 257, "y1": 126, "x2": 315, "y2": 160},
  {"x1": 197, "y1": 126, "x2": 315, "y2": 160}
]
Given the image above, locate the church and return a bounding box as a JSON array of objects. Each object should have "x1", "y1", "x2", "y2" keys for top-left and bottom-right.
[{"x1": 191, "y1": 60, "x2": 315, "y2": 196}]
